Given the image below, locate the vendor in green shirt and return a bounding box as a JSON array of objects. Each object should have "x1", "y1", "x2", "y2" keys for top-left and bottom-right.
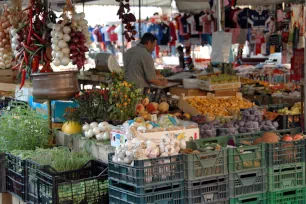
[{"x1": 124, "y1": 33, "x2": 168, "y2": 88}]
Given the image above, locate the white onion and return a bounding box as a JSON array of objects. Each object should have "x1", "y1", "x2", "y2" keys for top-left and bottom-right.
[
  {"x1": 58, "y1": 40, "x2": 67, "y2": 48},
  {"x1": 55, "y1": 51, "x2": 64, "y2": 59},
  {"x1": 82, "y1": 124, "x2": 90, "y2": 132},
  {"x1": 63, "y1": 34, "x2": 70, "y2": 42},
  {"x1": 90, "y1": 122, "x2": 98, "y2": 128},
  {"x1": 53, "y1": 58, "x2": 61, "y2": 66},
  {"x1": 62, "y1": 47, "x2": 70, "y2": 55},
  {"x1": 55, "y1": 32, "x2": 63, "y2": 40},
  {"x1": 63, "y1": 26, "x2": 71, "y2": 34},
  {"x1": 60, "y1": 56, "x2": 70, "y2": 66}
]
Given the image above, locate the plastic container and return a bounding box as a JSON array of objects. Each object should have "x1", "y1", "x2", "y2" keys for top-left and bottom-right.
[
  {"x1": 228, "y1": 143, "x2": 265, "y2": 173},
  {"x1": 277, "y1": 114, "x2": 301, "y2": 129},
  {"x1": 108, "y1": 153, "x2": 184, "y2": 188},
  {"x1": 26, "y1": 160, "x2": 108, "y2": 204},
  {"x1": 0, "y1": 153, "x2": 5, "y2": 193},
  {"x1": 229, "y1": 168, "x2": 267, "y2": 198},
  {"x1": 184, "y1": 137, "x2": 229, "y2": 180},
  {"x1": 183, "y1": 79, "x2": 199, "y2": 89},
  {"x1": 109, "y1": 185, "x2": 184, "y2": 204},
  {"x1": 109, "y1": 179, "x2": 183, "y2": 195},
  {"x1": 185, "y1": 175, "x2": 229, "y2": 204},
  {"x1": 6, "y1": 153, "x2": 26, "y2": 201},
  {"x1": 217, "y1": 128, "x2": 238, "y2": 136},
  {"x1": 266, "y1": 139, "x2": 305, "y2": 166},
  {"x1": 229, "y1": 193, "x2": 267, "y2": 204},
  {"x1": 267, "y1": 188, "x2": 306, "y2": 204},
  {"x1": 267, "y1": 163, "x2": 305, "y2": 192}
]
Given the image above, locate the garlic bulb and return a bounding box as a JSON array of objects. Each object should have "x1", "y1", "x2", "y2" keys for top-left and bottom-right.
[
  {"x1": 92, "y1": 127, "x2": 100, "y2": 135},
  {"x1": 165, "y1": 145, "x2": 175, "y2": 155},
  {"x1": 161, "y1": 135, "x2": 170, "y2": 145},
  {"x1": 180, "y1": 139, "x2": 187, "y2": 150}
]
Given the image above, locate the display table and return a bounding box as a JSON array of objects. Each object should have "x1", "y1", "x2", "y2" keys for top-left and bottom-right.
[{"x1": 55, "y1": 130, "x2": 115, "y2": 164}]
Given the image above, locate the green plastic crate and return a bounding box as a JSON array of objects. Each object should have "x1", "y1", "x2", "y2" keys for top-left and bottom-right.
[
  {"x1": 232, "y1": 128, "x2": 302, "y2": 144},
  {"x1": 267, "y1": 163, "x2": 305, "y2": 192},
  {"x1": 267, "y1": 188, "x2": 306, "y2": 204},
  {"x1": 229, "y1": 168, "x2": 267, "y2": 198},
  {"x1": 184, "y1": 137, "x2": 229, "y2": 180},
  {"x1": 185, "y1": 175, "x2": 228, "y2": 204},
  {"x1": 228, "y1": 143, "x2": 265, "y2": 173},
  {"x1": 266, "y1": 140, "x2": 305, "y2": 166},
  {"x1": 229, "y1": 193, "x2": 266, "y2": 204}
]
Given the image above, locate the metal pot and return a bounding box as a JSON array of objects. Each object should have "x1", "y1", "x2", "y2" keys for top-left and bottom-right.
[{"x1": 32, "y1": 71, "x2": 79, "y2": 100}]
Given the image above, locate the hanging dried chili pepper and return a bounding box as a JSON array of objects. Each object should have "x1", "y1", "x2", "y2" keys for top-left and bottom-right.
[{"x1": 20, "y1": 69, "x2": 26, "y2": 89}]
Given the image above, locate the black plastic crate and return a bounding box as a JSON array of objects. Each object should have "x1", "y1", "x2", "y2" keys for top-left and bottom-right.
[
  {"x1": 109, "y1": 184, "x2": 184, "y2": 204},
  {"x1": 185, "y1": 175, "x2": 229, "y2": 204},
  {"x1": 0, "y1": 97, "x2": 27, "y2": 110},
  {"x1": 277, "y1": 114, "x2": 301, "y2": 129},
  {"x1": 0, "y1": 153, "x2": 5, "y2": 193},
  {"x1": 26, "y1": 160, "x2": 108, "y2": 204},
  {"x1": 6, "y1": 153, "x2": 27, "y2": 201}
]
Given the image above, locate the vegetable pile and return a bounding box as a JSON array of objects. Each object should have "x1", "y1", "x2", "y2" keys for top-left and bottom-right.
[
  {"x1": 0, "y1": 5, "x2": 13, "y2": 69},
  {"x1": 10, "y1": 0, "x2": 56, "y2": 88},
  {"x1": 50, "y1": 11, "x2": 90, "y2": 69},
  {"x1": 82, "y1": 121, "x2": 111, "y2": 141},
  {"x1": 11, "y1": 147, "x2": 93, "y2": 172},
  {"x1": 0, "y1": 106, "x2": 50, "y2": 152},
  {"x1": 112, "y1": 133, "x2": 187, "y2": 166}
]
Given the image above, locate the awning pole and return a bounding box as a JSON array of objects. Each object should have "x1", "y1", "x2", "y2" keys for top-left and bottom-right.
[
  {"x1": 139, "y1": 0, "x2": 141, "y2": 37},
  {"x1": 216, "y1": 0, "x2": 222, "y2": 31}
]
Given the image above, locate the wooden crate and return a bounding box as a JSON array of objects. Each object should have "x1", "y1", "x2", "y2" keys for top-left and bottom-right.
[
  {"x1": 169, "y1": 86, "x2": 207, "y2": 97},
  {"x1": 207, "y1": 88, "x2": 239, "y2": 97},
  {"x1": 0, "y1": 69, "x2": 14, "y2": 83}
]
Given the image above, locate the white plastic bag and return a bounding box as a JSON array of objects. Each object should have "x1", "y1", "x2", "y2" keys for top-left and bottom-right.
[{"x1": 211, "y1": 31, "x2": 232, "y2": 63}]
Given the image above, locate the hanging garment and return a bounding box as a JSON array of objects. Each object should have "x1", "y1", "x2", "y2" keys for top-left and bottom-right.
[
  {"x1": 187, "y1": 15, "x2": 199, "y2": 35},
  {"x1": 107, "y1": 25, "x2": 118, "y2": 42},
  {"x1": 160, "y1": 23, "x2": 170, "y2": 45},
  {"x1": 147, "y1": 23, "x2": 163, "y2": 45},
  {"x1": 169, "y1": 22, "x2": 177, "y2": 46}
]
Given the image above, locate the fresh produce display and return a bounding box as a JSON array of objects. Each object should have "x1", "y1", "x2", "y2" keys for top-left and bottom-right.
[
  {"x1": 186, "y1": 96, "x2": 254, "y2": 118},
  {"x1": 111, "y1": 133, "x2": 186, "y2": 165},
  {"x1": 0, "y1": 5, "x2": 13, "y2": 69},
  {"x1": 0, "y1": 105, "x2": 50, "y2": 152},
  {"x1": 199, "y1": 74, "x2": 239, "y2": 84},
  {"x1": 136, "y1": 97, "x2": 171, "y2": 120},
  {"x1": 82, "y1": 121, "x2": 111, "y2": 141},
  {"x1": 50, "y1": 11, "x2": 90, "y2": 69},
  {"x1": 278, "y1": 102, "x2": 301, "y2": 115},
  {"x1": 11, "y1": 147, "x2": 93, "y2": 172},
  {"x1": 124, "y1": 115, "x2": 198, "y2": 139},
  {"x1": 10, "y1": 0, "x2": 56, "y2": 88}
]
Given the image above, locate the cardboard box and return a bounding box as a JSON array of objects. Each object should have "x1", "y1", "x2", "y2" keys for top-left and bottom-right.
[
  {"x1": 29, "y1": 96, "x2": 78, "y2": 122},
  {"x1": 52, "y1": 101, "x2": 78, "y2": 122},
  {"x1": 110, "y1": 128, "x2": 199, "y2": 148},
  {"x1": 170, "y1": 86, "x2": 207, "y2": 97},
  {"x1": 15, "y1": 86, "x2": 33, "y2": 102}
]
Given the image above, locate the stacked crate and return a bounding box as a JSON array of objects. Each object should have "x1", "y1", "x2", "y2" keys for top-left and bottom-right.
[
  {"x1": 184, "y1": 136, "x2": 229, "y2": 204},
  {"x1": 228, "y1": 141, "x2": 267, "y2": 204},
  {"x1": 108, "y1": 153, "x2": 184, "y2": 204},
  {"x1": 265, "y1": 128, "x2": 306, "y2": 203}
]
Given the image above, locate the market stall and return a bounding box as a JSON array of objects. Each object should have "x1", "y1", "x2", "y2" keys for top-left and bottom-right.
[{"x1": 0, "y1": 0, "x2": 306, "y2": 203}]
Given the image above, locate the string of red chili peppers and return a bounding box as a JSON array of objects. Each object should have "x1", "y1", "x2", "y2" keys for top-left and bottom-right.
[{"x1": 115, "y1": 0, "x2": 137, "y2": 42}]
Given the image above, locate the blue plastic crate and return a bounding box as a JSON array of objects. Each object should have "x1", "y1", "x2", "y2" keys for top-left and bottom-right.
[{"x1": 108, "y1": 153, "x2": 184, "y2": 188}]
